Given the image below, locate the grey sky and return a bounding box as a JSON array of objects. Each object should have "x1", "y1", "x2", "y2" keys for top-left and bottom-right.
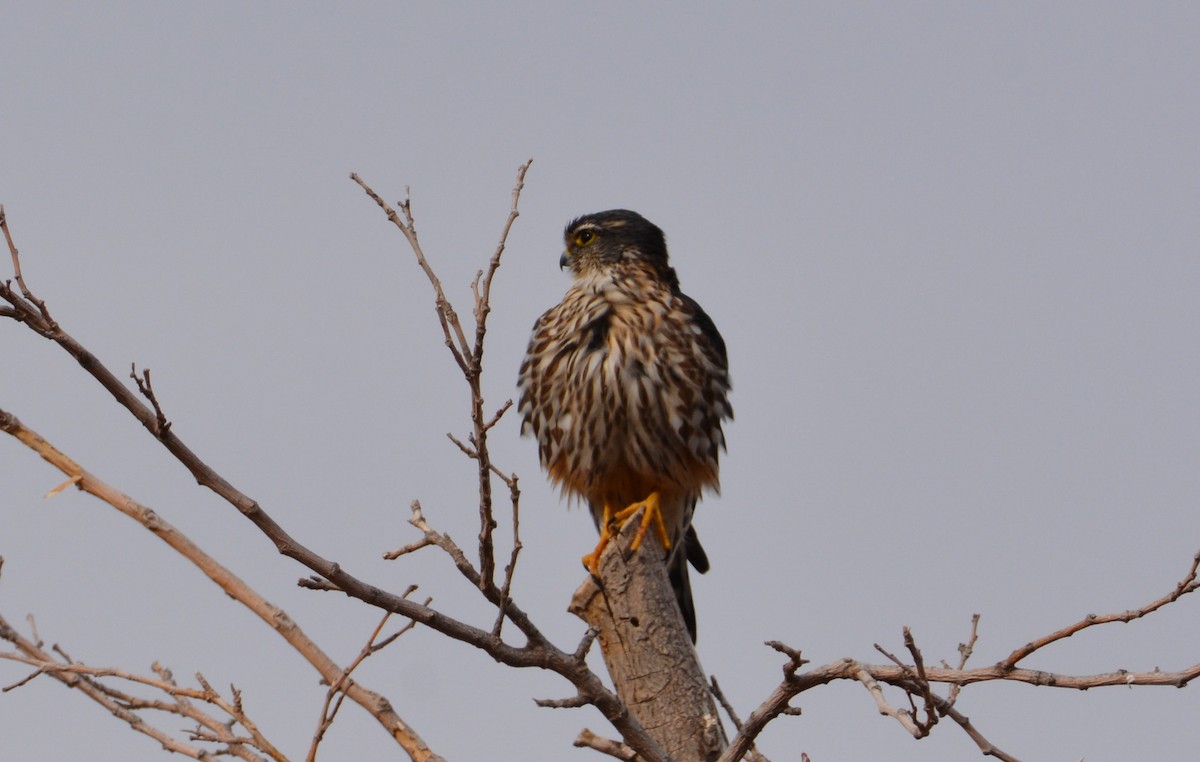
[{"x1": 3, "y1": 3, "x2": 1199, "y2": 760}]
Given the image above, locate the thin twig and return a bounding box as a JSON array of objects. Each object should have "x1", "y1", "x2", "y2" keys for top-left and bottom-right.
[
  {"x1": 535, "y1": 693, "x2": 591, "y2": 709},
  {"x1": 308, "y1": 610, "x2": 417, "y2": 762},
  {"x1": 0, "y1": 408, "x2": 443, "y2": 761},
  {"x1": 349, "y1": 174, "x2": 470, "y2": 373},
  {"x1": 855, "y1": 667, "x2": 921, "y2": 736},
  {"x1": 482, "y1": 399, "x2": 513, "y2": 432},
  {"x1": 710, "y1": 676, "x2": 773, "y2": 761},
  {"x1": 353, "y1": 164, "x2": 536, "y2": 595},
  {"x1": 710, "y1": 677, "x2": 745, "y2": 731},
  {"x1": 130, "y1": 364, "x2": 171, "y2": 435},
  {"x1": 466, "y1": 160, "x2": 530, "y2": 590},
  {"x1": 1001, "y1": 552, "x2": 1200, "y2": 670},
  {"x1": 383, "y1": 535, "x2": 436, "y2": 561},
  {"x1": 946, "y1": 614, "x2": 981, "y2": 707},
  {"x1": 930, "y1": 692, "x2": 1023, "y2": 762},
  {"x1": 0, "y1": 205, "x2": 55, "y2": 326},
  {"x1": 492, "y1": 471, "x2": 522, "y2": 638},
  {"x1": 574, "y1": 728, "x2": 638, "y2": 761},
  {"x1": 0, "y1": 632, "x2": 272, "y2": 761},
  {"x1": 901, "y1": 628, "x2": 937, "y2": 735},
  {"x1": 722, "y1": 561, "x2": 1200, "y2": 762}
]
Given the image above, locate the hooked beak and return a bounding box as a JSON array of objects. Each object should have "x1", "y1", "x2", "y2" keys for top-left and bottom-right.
[{"x1": 559, "y1": 250, "x2": 570, "y2": 270}]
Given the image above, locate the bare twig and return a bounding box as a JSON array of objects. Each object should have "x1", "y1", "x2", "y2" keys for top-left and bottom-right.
[
  {"x1": 946, "y1": 613, "x2": 981, "y2": 707},
  {"x1": 349, "y1": 175, "x2": 470, "y2": 374},
  {"x1": 383, "y1": 534, "x2": 436, "y2": 561},
  {"x1": 710, "y1": 677, "x2": 773, "y2": 762},
  {"x1": 855, "y1": 666, "x2": 921, "y2": 736},
  {"x1": 0, "y1": 625, "x2": 272, "y2": 761},
  {"x1": 482, "y1": 399, "x2": 513, "y2": 433},
  {"x1": 43, "y1": 474, "x2": 81, "y2": 498},
  {"x1": 574, "y1": 728, "x2": 638, "y2": 761},
  {"x1": 0, "y1": 205, "x2": 56, "y2": 328},
  {"x1": 130, "y1": 364, "x2": 171, "y2": 435},
  {"x1": 710, "y1": 677, "x2": 744, "y2": 731},
  {"x1": 571, "y1": 628, "x2": 599, "y2": 663},
  {"x1": 868, "y1": 628, "x2": 938, "y2": 737},
  {"x1": 535, "y1": 693, "x2": 591, "y2": 709},
  {"x1": 766, "y1": 640, "x2": 810, "y2": 674},
  {"x1": 0, "y1": 409, "x2": 443, "y2": 762},
  {"x1": 192, "y1": 672, "x2": 286, "y2": 761},
  {"x1": 354, "y1": 161, "x2": 532, "y2": 594},
  {"x1": 445, "y1": 431, "x2": 476, "y2": 458},
  {"x1": 308, "y1": 610, "x2": 418, "y2": 762},
  {"x1": 491, "y1": 470, "x2": 522, "y2": 638},
  {"x1": 901, "y1": 628, "x2": 936, "y2": 733},
  {"x1": 1001, "y1": 551, "x2": 1200, "y2": 670},
  {"x1": 465, "y1": 161, "x2": 531, "y2": 588},
  {"x1": 723, "y1": 556, "x2": 1200, "y2": 762},
  {"x1": 931, "y1": 694, "x2": 1022, "y2": 762}
]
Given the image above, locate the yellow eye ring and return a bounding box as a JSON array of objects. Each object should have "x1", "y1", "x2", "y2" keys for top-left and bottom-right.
[{"x1": 576, "y1": 230, "x2": 595, "y2": 246}]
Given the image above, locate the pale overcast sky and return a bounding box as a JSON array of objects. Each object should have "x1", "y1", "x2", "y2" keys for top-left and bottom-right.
[{"x1": 3, "y1": 3, "x2": 1199, "y2": 760}]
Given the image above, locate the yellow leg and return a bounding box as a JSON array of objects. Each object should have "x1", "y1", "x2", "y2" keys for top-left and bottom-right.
[
  {"x1": 582, "y1": 502, "x2": 617, "y2": 574},
  {"x1": 581, "y1": 491, "x2": 670, "y2": 574}
]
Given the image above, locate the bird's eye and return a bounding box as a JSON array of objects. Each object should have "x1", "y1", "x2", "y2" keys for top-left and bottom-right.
[{"x1": 575, "y1": 230, "x2": 595, "y2": 246}]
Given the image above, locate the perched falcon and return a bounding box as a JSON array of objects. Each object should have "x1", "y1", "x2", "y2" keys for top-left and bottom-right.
[{"x1": 518, "y1": 209, "x2": 732, "y2": 641}]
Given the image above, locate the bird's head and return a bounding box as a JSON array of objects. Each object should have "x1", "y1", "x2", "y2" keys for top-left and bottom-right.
[{"x1": 559, "y1": 210, "x2": 675, "y2": 284}]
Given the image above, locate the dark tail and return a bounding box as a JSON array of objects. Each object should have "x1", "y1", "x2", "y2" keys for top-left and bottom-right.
[{"x1": 669, "y1": 524, "x2": 709, "y2": 643}]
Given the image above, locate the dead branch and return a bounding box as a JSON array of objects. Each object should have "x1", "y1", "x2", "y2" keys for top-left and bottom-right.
[
  {"x1": 0, "y1": 408, "x2": 442, "y2": 762},
  {"x1": 0, "y1": 620, "x2": 270, "y2": 761},
  {"x1": 0, "y1": 204, "x2": 56, "y2": 329},
  {"x1": 130, "y1": 364, "x2": 172, "y2": 434},
  {"x1": 710, "y1": 677, "x2": 771, "y2": 762},
  {"x1": 353, "y1": 161, "x2": 530, "y2": 594},
  {"x1": 722, "y1": 553, "x2": 1200, "y2": 760},
  {"x1": 307, "y1": 611, "x2": 419, "y2": 762},
  {"x1": 928, "y1": 693, "x2": 1021, "y2": 762},
  {"x1": 491, "y1": 468, "x2": 523, "y2": 639},
  {"x1": 570, "y1": 512, "x2": 727, "y2": 761},
  {"x1": 574, "y1": 729, "x2": 638, "y2": 761},
  {"x1": 349, "y1": 177, "x2": 470, "y2": 374},
  {"x1": 1001, "y1": 551, "x2": 1200, "y2": 670},
  {"x1": 945, "y1": 613, "x2": 981, "y2": 707}
]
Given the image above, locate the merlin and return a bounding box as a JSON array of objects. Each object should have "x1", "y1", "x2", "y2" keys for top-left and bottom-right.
[{"x1": 518, "y1": 209, "x2": 732, "y2": 641}]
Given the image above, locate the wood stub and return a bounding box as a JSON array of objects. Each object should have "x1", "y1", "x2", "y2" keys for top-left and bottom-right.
[{"x1": 570, "y1": 511, "x2": 727, "y2": 761}]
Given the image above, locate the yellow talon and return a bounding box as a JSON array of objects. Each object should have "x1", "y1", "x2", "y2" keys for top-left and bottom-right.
[
  {"x1": 582, "y1": 492, "x2": 669, "y2": 575},
  {"x1": 614, "y1": 491, "x2": 670, "y2": 553}
]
